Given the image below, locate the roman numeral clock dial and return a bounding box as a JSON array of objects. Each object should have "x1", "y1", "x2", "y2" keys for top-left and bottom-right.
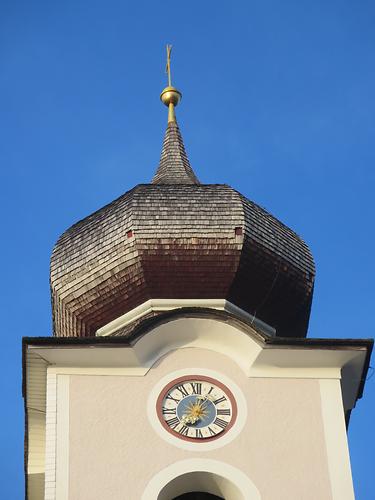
[{"x1": 157, "y1": 375, "x2": 237, "y2": 442}]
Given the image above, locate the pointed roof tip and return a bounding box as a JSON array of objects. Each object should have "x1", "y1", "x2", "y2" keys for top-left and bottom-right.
[
  {"x1": 152, "y1": 45, "x2": 200, "y2": 185},
  {"x1": 152, "y1": 120, "x2": 200, "y2": 185}
]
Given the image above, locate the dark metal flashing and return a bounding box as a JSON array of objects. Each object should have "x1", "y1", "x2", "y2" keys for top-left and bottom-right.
[
  {"x1": 24, "y1": 381, "x2": 28, "y2": 500},
  {"x1": 22, "y1": 335, "x2": 28, "y2": 500}
]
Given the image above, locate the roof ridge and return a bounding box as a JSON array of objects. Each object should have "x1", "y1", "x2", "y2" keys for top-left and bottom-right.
[{"x1": 152, "y1": 121, "x2": 200, "y2": 185}]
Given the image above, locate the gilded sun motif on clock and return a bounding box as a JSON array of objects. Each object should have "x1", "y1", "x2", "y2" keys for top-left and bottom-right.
[{"x1": 156, "y1": 375, "x2": 237, "y2": 441}]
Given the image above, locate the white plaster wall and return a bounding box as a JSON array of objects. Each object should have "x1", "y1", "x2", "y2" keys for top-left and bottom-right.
[{"x1": 66, "y1": 348, "x2": 333, "y2": 500}]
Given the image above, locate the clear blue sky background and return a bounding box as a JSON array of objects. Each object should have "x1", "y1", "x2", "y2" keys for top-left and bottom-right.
[{"x1": 1, "y1": 0, "x2": 374, "y2": 498}]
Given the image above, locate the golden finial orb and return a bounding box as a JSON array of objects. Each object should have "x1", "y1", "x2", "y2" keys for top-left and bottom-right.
[{"x1": 160, "y1": 85, "x2": 182, "y2": 107}]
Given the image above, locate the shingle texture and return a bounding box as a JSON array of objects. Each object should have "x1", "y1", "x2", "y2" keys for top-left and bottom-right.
[
  {"x1": 51, "y1": 183, "x2": 314, "y2": 338},
  {"x1": 50, "y1": 118, "x2": 315, "y2": 338},
  {"x1": 152, "y1": 121, "x2": 199, "y2": 184}
]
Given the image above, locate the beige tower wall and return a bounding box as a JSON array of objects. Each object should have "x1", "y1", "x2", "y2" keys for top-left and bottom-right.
[{"x1": 65, "y1": 348, "x2": 333, "y2": 500}]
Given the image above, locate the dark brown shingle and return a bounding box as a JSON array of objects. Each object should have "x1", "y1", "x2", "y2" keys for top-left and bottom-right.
[
  {"x1": 152, "y1": 121, "x2": 199, "y2": 184},
  {"x1": 50, "y1": 183, "x2": 314, "y2": 338}
]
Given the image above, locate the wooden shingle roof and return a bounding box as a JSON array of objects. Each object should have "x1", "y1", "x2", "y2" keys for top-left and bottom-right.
[
  {"x1": 50, "y1": 114, "x2": 315, "y2": 338},
  {"x1": 152, "y1": 121, "x2": 199, "y2": 184}
]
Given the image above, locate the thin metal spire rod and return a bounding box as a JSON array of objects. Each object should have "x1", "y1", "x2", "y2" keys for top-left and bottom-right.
[
  {"x1": 166, "y1": 44, "x2": 172, "y2": 86},
  {"x1": 160, "y1": 44, "x2": 181, "y2": 124}
]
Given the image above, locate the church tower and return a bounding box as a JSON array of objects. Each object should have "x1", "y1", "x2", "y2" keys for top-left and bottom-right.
[{"x1": 23, "y1": 47, "x2": 373, "y2": 500}]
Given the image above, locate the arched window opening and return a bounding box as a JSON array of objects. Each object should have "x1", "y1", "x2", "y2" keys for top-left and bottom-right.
[
  {"x1": 145, "y1": 459, "x2": 261, "y2": 500},
  {"x1": 173, "y1": 494, "x2": 224, "y2": 500},
  {"x1": 157, "y1": 471, "x2": 240, "y2": 500}
]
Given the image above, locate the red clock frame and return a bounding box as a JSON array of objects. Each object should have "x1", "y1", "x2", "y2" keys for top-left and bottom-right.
[{"x1": 156, "y1": 374, "x2": 238, "y2": 442}]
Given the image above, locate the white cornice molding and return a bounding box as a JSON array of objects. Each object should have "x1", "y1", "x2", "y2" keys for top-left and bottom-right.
[
  {"x1": 28, "y1": 316, "x2": 368, "y2": 413},
  {"x1": 95, "y1": 298, "x2": 276, "y2": 337}
]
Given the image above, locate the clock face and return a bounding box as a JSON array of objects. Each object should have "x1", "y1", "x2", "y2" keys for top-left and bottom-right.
[{"x1": 156, "y1": 375, "x2": 237, "y2": 441}]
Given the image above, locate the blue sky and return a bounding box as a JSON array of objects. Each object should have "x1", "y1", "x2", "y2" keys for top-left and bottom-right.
[{"x1": 1, "y1": 0, "x2": 374, "y2": 498}]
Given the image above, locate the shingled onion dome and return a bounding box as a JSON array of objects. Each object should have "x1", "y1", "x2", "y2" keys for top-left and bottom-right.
[{"x1": 50, "y1": 73, "x2": 315, "y2": 339}]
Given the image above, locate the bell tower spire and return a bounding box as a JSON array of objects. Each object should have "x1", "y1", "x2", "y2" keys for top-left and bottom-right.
[{"x1": 152, "y1": 45, "x2": 200, "y2": 185}]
